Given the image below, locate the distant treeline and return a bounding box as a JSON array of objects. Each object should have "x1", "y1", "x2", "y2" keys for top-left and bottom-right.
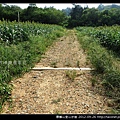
[
  {"x1": 0, "y1": 4, "x2": 67, "y2": 26},
  {"x1": 0, "y1": 3, "x2": 120, "y2": 28}
]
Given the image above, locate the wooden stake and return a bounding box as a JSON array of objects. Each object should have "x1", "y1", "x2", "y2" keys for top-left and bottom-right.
[{"x1": 18, "y1": 11, "x2": 20, "y2": 22}]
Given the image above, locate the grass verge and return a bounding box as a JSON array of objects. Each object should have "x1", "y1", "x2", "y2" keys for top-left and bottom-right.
[
  {"x1": 75, "y1": 29, "x2": 120, "y2": 113},
  {"x1": 0, "y1": 27, "x2": 66, "y2": 112}
]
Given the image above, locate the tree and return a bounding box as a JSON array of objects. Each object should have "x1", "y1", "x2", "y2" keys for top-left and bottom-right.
[
  {"x1": 0, "y1": 5, "x2": 22, "y2": 21},
  {"x1": 108, "y1": 8, "x2": 120, "y2": 25},
  {"x1": 0, "y1": 4, "x2": 3, "y2": 19},
  {"x1": 42, "y1": 7, "x2": 67, "y2": 25},
  {"x1": 68, "y1": 5, "x2": 83, "y2": 28},
  {"x1": 70, "y1": 5, "x2": 83, "y2": 20},
  {"x1": 20, "y1": 5, "x2": 38, "y2": 22},
  {"x1": 81, "y1": 8, "x2": 99, "y2": 26},
  {"x1": 98, "y1": 9, "x2": 111, "y2": 25}
]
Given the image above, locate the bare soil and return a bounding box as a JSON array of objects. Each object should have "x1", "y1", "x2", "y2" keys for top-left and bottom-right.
[{"x1": 1, "y1": 30, "x2": 112, "y2": 114}]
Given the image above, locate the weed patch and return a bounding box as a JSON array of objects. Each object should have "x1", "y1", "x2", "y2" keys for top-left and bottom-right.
[{"x1": 65, "y1": 70, "x2": 77, "y2": 82}]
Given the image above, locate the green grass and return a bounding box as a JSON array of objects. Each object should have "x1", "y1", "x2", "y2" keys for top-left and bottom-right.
[
  {"x1": 51, "y1": 98, "x2": 61, "y2": 104},
  {"x1": 0, "y1": 21, "x2": 66, "y2": 112},
  {"x1": 54, "y1": 109, "x2": 62, "y2": 114},
  {"x1": 76, "y1": 60, "x2": 80, "y2": 67},
  {"x1": 91, "y1": 77, "x2": 98, "y2": 87},
  {"x1": 50, "y1": 61, "x2": 57, "y2": 68},
  {"x1": 75, "y1": 28, "x2": 120, "y2": 113},
  {"x1": 65, "y1": 70, "x2": 77, "y2": 82}
]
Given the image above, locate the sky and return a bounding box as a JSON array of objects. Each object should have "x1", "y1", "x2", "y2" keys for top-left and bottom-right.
[{"x1": 5, "y1": 3, "x2": 120, "y2": 10}]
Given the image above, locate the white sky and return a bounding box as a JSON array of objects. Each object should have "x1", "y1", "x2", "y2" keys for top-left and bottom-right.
[{"x1": 5, "y1": 3, "x2": 120, "y2": 10}]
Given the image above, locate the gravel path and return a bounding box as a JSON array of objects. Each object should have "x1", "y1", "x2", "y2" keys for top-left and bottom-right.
[{"x1": 2, "y1": 30, "x2": 111, "y2": 114}]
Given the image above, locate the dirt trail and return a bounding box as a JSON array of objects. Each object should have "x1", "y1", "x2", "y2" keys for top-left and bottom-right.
[{"x1": 2, "y1": 30, "x2": 111, "y2": 114}]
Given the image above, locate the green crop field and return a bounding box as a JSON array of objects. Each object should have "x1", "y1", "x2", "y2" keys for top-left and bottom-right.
[
  {"x1": 76, "y1": 26, "x2": 120, "y2": 112},
  {"x1": 0, "y1": 20, "x2": 66, "y2": 110},
  {"x1": 0, "y1": 20, "x2": 120, "y2": 113},
  {"x1": 76, "y1": 25, "x2": 120, "y2": 55},
  {"x1": 1, "y1": 3, "x2": 120, "y2": 114}
]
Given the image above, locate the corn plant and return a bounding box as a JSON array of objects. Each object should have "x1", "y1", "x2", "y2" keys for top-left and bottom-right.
[
  {"x1": 0, "y1": 20, "x2": 64, "y2": 45},
  {"x1": 0, "y1": 20, "x2": 65, "y2": 111},
  {"x1": 76, "y1": 25, "x2": 120, "y2": 55}
]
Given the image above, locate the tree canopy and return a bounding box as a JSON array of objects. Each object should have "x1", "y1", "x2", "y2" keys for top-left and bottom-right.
[
  {"x1": 0, "y1": 4, "x2": 67, "y2": 26},
  {"x1": 0, "y1": 3, "x2": 120, "y2": 27}
]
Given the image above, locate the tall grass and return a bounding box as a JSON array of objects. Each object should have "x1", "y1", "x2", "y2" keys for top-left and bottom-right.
[
  {"x1": 0, "y1": 20, "x2": 66, "y2": 111},
  {"x1": 75, "y1": 28, "x2": 120, "y2": 113}
]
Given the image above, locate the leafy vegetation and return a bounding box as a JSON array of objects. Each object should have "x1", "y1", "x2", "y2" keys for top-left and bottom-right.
[
  {"x1": 65, "y1": 70, "x2": 77, "y2": 82},
  {"x1": 1, "y1": 4, "x2": 120, "y2": 28},
  {"x1": 50, "y1": 61, "x2": 57, "y2": 68},
  {"x1": 0, "y1": 20, "x2": 65, "y2": 44},
  {"x1": 51, "y1": 98, "x2": 61, "y2": 104},
  {"x1": 76, "y1": 26, "x2": 120, "y2": 55},
  {"x1": 68, "y1": 4, "x2": 120, "y2": 27},
  {"x1": 76, "y1": 28, "x2": 120, "y2": 112},
  {"x1": 0, "y1": 20, "x2": 66, "y2": 111},
  {"x1": 0, "y1": 4, "x2": 68, "y2": 27},
  {"x1": 0, "y1": 3, "x2": 120, "y2": 113}
]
